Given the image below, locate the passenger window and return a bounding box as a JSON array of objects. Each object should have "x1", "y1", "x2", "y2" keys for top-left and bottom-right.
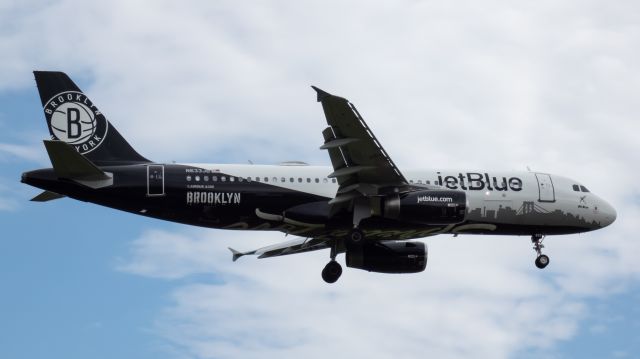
[
  {"x1": 418, "y1": 180, "x2": 422, "y2": 184},
  {"x1": 186, "y1": 175, "x2": 192, "y2": 181},
  {"x1": 246, "y1": 177, "x2": 251, "y2": 182},
  {"x1": 238, "y1": 177, "x2": 243, "y2": 182},
  {"x1": 323, "y1": 178, "x2": 328, "y2": 183},
  {"x1": 580, "y1": 186, "x2": 590, "y2": 192},
  {"x1": 426, "y1": 180, "x2": 430, "y2": 185},
  {"x1": 572, "y1": 184, "x2": 580, "y2": 192},
  {"x1": 332, "y1": 178, "x2": 336, "y2": 183},
  {"x1": 298, "y1": 178, "x2": 302, "y2": 183},
  {"x1": 290, "y1": 177, "x2": 294, "y2": 182},
  {"x1": 264, "y1": 177, "x2": 269, "y2": 182},
  {"x1": 410, "y1": 179, "x2": 414, "y2": 183},
  {"x1": 307, "y1": 178, "x2": 311, "y2": 183},
  {"x1": 230, "y1": 177, "x2": 235, "y2": 182},
  {"x1": 281, "y1": 177, "x2": 285, "y2": 182},
  {"x1": 221, "y1": 176, "x2": 226, "y2": 182},
  {"x1": 212, "y1": 176, "x2": 217, "y2": 182},
  {"x1": 273, "y1": 177, "x2": 277, "y2": 183},
  {"x1": 315, "y1": 178, "x2": 319, "y2": 183}
]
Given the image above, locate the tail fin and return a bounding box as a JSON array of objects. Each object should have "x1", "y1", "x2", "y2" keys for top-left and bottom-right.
[{"x1": 33, "y1": 71, "x2": 150, "y2": 166}]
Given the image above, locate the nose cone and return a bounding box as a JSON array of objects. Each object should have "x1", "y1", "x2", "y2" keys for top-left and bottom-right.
[{"x1": 598, "y1": 200, "x2": 617, "y2": 228}]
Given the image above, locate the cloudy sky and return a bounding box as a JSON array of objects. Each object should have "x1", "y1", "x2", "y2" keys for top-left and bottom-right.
[{"x1": 1, "y1": 0, "x2": 639, "y2": 358}]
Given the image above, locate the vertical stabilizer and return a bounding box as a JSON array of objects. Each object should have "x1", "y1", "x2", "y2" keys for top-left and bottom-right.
[{"x1": 33, "y1": 71, "x2": 150, "y2": 166}]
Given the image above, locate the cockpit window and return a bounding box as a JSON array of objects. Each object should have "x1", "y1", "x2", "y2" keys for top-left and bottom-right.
[
  {"x1": 580, "y1": 185, "x2": 590, "y2": 192},
  {"x1": 572, "y1": 184, "x2": 580, "y2": 192}
]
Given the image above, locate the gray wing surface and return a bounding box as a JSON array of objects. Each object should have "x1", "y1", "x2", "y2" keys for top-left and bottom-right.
[
  {"x1": 313, "y1": 86, "x2": 416, "y2": 220},
  {"x1": 313, "y1": 87, "x2": 408, "y2": 193},
  {"x1": 229, "y1": 237, "x2": 331, "y2": 261}
]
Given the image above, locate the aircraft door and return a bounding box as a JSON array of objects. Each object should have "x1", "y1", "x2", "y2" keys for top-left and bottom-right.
[
  {"x1": 535, "y1": 173, "x2": 555, "y2": 202},
  {"x1": 147, "y1": 165, "x2": 165, "y2": 196}
]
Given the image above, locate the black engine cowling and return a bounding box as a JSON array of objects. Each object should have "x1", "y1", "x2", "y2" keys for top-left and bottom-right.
[
  {"x1": 346, "y1": 241, "x2": 427, "y2": 273},
  {"x1": 383, "y1": 190, "x2": 467, "y2": 225}
]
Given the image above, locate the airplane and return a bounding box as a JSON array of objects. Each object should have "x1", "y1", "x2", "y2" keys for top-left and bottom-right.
[{"x1": 21, "y1": 71, "x2": 617, "y2": 283}]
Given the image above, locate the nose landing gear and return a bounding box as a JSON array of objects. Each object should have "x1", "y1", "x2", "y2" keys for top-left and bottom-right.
[{"x1": 531, "y1": 234, "x2": 550, "y2": 269}]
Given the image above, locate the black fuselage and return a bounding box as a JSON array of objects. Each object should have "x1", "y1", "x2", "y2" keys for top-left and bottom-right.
[{"x1": 22, "y1": 163, "x2": 606, "y2": 241}]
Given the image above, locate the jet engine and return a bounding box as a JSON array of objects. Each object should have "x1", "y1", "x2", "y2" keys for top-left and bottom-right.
[
  {"x1": 383, "y1": 190, "x2": 467, "y2": 225},
  {"x1": 346, "y1": 241, "x2": 427, "y2": 273}
]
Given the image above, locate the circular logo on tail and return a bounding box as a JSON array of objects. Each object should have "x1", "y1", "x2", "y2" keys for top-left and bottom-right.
[{"x1": 44, "y1": 91, "x2": 108, "y2": 154}]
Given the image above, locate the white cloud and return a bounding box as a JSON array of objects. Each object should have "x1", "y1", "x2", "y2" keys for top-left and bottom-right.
[
  {"x1": 3, "y1": 0, "x2": 637, "y2": 168},
  {"x1": 117, "y1": 197, "x2": 639, "y2": 358},
  {"x1": 118, "y1": 228, "x2": 601, "y2": 359},
  {"x1": 115, "y1": 229, "x2": 222, "y2": 279},
  {"x1": 0, "y1": 142, "x2": 47, "y2": 163},
  {"x1": 3, "y1": 0, "x2": 640, "y2": 358}
]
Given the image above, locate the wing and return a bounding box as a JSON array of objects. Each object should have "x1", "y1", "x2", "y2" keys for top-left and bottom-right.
[
  {"x1": 231, "y1": 88, "x2": 426, "y2": 264},
  {"x1": 312, "y1": 87, "x2": 428, "y2": 224},
  {"x1": 229, "y1": 237, "x2": 331, "y2": 261},
  {"x1": 313, "y1": 87, "x2": 409, "y2": 201}
]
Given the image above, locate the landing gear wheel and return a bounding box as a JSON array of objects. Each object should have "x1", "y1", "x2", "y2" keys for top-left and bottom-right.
[
  {"x1": 321, "y1": 260, "x2": 342, "y2": 283},
  {"x1": 535, "y1": 254, "x2": 550, "y2": 269},
  {"x1": 347, "y1": 228, "x2": 365, "y2": 247},
  {"x1": 531, "y1": 234, "x2": 550, "y2": 269}
]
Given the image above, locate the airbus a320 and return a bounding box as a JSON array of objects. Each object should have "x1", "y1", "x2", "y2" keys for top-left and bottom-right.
[{"x1": 22, "y1": 72, "x2": 617, "y2": 283}]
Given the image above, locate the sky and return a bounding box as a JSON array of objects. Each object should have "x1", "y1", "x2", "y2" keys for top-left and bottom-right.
[{"x1": 0, "y1": 0, "x2": 639, "y2": 358}]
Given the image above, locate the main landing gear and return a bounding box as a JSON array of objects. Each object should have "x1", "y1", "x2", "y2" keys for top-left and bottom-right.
[
  {"x1": 347, "y1": 227, "x2": 365, "y2": 247},
  {"x1": 321, "y1": 228, "x2": 367, "y2": 283},
  {"x1": 322, "y1": 260, "x2": 342, "y2": 283},
  {"x1": 531, "y1": 234, "x2": 550, "y2": 269},
  {"x1": 322, "y1": 239, "x2": 343, "y2": 283}
]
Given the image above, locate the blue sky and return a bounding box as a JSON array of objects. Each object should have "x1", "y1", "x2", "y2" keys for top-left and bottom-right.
[{"x1": 1, "y1": 1, "x2": 639, "y2": 358}]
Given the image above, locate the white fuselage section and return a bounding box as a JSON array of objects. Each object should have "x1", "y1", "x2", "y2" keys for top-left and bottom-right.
[{"x1": 183, "y1": 163, "x2": 616, "y2": 231}]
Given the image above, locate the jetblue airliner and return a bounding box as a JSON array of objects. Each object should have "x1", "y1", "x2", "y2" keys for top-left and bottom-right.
[{"x1": 22, "y1": 72, "x2": 616, "y2": 283}]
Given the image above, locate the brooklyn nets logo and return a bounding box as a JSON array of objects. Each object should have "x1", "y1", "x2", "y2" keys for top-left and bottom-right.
[{"x1": 43, "y1": 91, "x2": 108, "y2": 154}]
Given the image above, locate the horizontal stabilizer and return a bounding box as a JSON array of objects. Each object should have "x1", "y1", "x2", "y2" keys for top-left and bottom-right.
[
  {"x1": 43, "y1": 140, "x2": 113, "y2": 189},
  {"x1": 30, "y1": 190, "x2": 65, "y2": 202}
]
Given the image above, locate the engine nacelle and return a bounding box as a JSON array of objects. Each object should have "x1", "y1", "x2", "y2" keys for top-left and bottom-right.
[
  {"x1": 346, "y1": 241, "x2": 427, "y2": 273},
  {"x1": 384, "y1": 190, "x2": 467, "y2": 225}
]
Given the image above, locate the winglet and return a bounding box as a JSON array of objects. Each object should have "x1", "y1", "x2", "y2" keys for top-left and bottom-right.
[
  {"x1": 311, "y1": 86, "x2": 331, "y2": 102},
  {"x1": 228, "y1": 247, "x2": 244, "y2": 262}
]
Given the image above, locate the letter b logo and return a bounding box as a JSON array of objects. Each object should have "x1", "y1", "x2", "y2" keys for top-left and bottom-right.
[{"x1": 67, "y1": 108, "x2": 81, "y2": 138}]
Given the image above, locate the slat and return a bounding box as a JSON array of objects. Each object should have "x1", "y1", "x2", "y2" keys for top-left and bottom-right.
[
  {"x1": 328, "y1": 191, "x2": 361, "y2": 205},
  {"x1": 319, "y1": 137, "x2": 360, "y2": 149},
  {"x1": 328, "y1": 165, "x2": 374, "y2": 178}
]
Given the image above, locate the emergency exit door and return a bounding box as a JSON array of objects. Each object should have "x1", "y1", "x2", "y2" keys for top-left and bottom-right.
[
  {"x1": 535, "y1": 173, "x2": 555, "y2": 202},
  {"x1": 147, "y1": 165, "x2": 165, "y2": 196}
]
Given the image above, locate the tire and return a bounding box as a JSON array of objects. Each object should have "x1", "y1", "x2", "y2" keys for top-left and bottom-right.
[
  {"x1": 535, "y1": 254, "x2": 550, "y2": 269},
  {"x1": 321, "y1": 261, "x2": 342, "y2": 283}
]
